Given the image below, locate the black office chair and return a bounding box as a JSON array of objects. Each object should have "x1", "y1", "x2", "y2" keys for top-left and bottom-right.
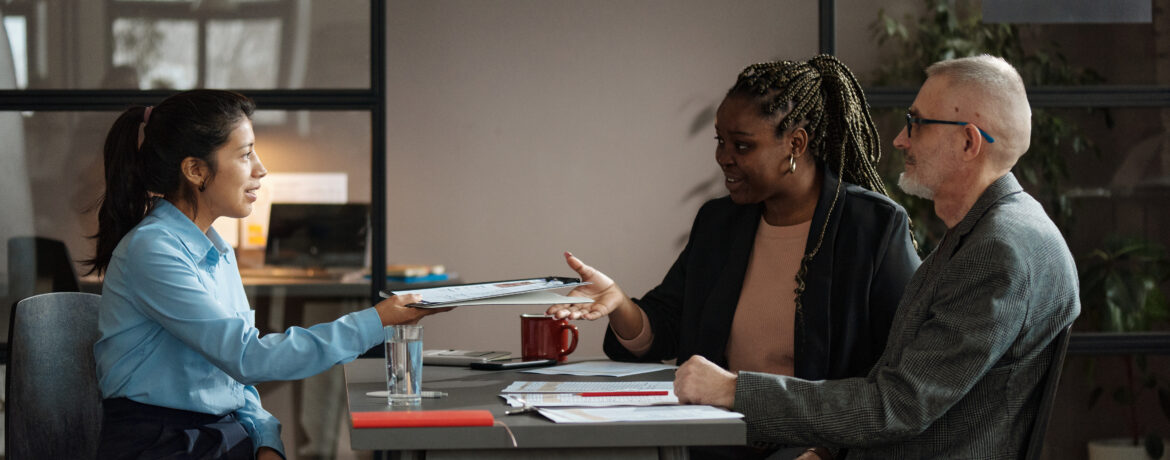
[
  {"x1": 4, "y1": 236, "x2": 81, "y2": 364},
  {"x1": 6, "y1": 236, "x2": 81, "y2": 300},
  {"x1": 5, "y1": 292, "x2": 103, "y2": 460},
  {"x1": 1023, "y1": 325, "x2": 1073, "y2": 460}
]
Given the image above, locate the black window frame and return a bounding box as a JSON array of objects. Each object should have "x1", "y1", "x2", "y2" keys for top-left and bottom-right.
[{"x1": 0, "y1": 0, "x2": 389, "y2": 303}]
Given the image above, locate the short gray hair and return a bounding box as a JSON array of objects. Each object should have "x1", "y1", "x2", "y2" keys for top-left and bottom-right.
[{"x1": 926, "y1": 55, "x2": 1032, "y2": 164}]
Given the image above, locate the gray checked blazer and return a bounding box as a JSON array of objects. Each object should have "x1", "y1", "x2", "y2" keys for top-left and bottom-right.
[{"x1": 733, "y1": 173, "x2": 1080, "y2": 459}]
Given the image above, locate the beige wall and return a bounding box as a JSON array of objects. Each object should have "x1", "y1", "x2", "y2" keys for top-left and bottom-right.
[{"x1": 383, "y1": 0, "x2": 818, "y2": 358}]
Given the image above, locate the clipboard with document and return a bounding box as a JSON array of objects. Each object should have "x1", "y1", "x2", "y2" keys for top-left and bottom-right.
[{"x1": 380, "y1": 276, "x2": 592, "y2": 308}]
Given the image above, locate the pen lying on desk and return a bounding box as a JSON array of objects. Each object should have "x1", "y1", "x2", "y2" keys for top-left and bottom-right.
[{"x1": 577, "y1": 391, "x2": 669, "y2": 397}]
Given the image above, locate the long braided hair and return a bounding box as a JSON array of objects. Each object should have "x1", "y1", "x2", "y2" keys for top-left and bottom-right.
[{"x1": 726, "y1": 54, "x2": 910, "y2": 321}]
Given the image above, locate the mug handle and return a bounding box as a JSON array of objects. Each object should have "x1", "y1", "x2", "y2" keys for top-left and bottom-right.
[{"x1": 559, "y1": 322, "x2": 579, "y2": 360}]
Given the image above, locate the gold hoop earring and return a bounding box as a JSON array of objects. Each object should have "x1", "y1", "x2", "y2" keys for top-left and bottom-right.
[{"x1": 788, "y1": 153, "x2": 797, "y2": 174}]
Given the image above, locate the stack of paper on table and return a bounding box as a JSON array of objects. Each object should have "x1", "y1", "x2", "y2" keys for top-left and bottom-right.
[
  {"x1": 500, "y1": 381, "x2": 744, "y2": 423},
  {"x1": 501, "y1": 381, "x2": 678, "y2": 407},
  {"x1": 503, "y1": 381, "x2": 675, "y2": 394},
  {"x1": 383, "y1": 276, "x2": 592, "y2": 307},
  {"x1": 537, "y1": 405, "x2": 744, "y2": 424}
]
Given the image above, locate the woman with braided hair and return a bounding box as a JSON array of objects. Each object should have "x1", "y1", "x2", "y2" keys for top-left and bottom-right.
[{"x1": 548, "y1": 56, "x2": 918, "y2": 458}]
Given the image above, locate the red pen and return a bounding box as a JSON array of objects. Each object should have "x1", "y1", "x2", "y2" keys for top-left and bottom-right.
[{"x1": 577, "y1": 391, "x2": 670, "y2": 397}]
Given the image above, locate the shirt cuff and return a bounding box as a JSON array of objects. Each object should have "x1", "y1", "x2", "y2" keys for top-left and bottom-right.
[
  {"x1": 255, "y1": 439, "x2": 286, "y2": 459},
  {"x1": 612, "y1": 307, "x2": 654, "y2": 357},
  {"x1": 246, "y1": 420, "x2": 285, "y2": 458},
  {"x1": 353, "y1": 307, "x2": 385, "y2": 350}
]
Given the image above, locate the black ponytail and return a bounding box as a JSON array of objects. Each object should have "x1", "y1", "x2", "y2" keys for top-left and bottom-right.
[
  {"x1": 85, "y1": 90, "x2": 255, "y2": 275},
  {"x1": 86, "y1": 106, "x2": 152, "y2": 275}
]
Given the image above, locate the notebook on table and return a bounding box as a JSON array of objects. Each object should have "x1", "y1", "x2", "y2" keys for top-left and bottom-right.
[{"x1": 351, "y1": 410, "x2": 495, "y2": 428}]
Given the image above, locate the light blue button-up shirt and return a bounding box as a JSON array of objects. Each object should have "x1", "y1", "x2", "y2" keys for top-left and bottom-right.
[{"x1": 95, "y1": 199, "x2": 384, "y2": 456}]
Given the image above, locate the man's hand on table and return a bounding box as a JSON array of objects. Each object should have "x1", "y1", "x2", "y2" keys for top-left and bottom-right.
[{"x1": 674, "y1": 355, "x2": 736, "y2": 409}]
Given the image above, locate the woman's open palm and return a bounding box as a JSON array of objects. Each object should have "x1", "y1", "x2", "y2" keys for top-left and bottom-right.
[{"x1": 546, "y1": 252, "x2": 630, "y2": 320}]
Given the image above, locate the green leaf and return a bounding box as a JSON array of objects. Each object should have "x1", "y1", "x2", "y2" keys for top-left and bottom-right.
[
  {"x1": 883, "y1": 15, "x2": 899, "y2": 37},
  {"x1": 1105, "y1": 302, "x2": 1125, "y2": 333},
  {"x1": 1145, "y1": 289, "x2": 1169, "y2": 322},
  {"x1": 1021, "y1": 168, "x2": 1038, "y2": 184}
]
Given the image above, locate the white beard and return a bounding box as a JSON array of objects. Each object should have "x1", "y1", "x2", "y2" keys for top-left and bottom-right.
[{"x1": 898, "y1": 172, "x2": 935, "y2": 200}]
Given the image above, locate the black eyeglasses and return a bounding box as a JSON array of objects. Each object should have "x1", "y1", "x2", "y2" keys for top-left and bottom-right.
[{"x1": 905, "y1": 113, "x2": 995, "y2": 143}]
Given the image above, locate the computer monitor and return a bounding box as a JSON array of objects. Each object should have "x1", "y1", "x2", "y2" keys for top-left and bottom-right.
[{"x1": 264, "y1": 203, "x2": 369, "y2": 268}]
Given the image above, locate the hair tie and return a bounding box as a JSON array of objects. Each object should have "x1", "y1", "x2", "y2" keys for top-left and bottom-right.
[{"x1": 137, "y1": 106, "x2": 153, "y2": 151}]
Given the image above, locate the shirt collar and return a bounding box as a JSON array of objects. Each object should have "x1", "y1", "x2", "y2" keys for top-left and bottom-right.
[{"x1": 151, "y1": 199, "x2": 231, "y2": 267}]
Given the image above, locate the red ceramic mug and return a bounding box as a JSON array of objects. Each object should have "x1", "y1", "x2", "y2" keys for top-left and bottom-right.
[{"x1": 520, "y1": 314, "x2": 578, "y2": 362}]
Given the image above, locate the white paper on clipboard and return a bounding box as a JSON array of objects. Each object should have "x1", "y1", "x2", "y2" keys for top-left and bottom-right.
[{"x1": 380, "y1": 277, "x2": 592, "y2": 308}]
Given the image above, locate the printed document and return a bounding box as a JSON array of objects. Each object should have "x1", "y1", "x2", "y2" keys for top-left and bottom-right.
[
  {"x1": 502, "y1": 381, "x2": 673, "y2": 393},
  {"x1": 536, "y1": 405, "x2": 744, "y2": 424},
  {"x1": 501, "y1": 393, "x2": 678, "y2": 407}
]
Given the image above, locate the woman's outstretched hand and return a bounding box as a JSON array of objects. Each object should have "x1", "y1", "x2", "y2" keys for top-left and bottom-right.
[
  {"x1": 375, "y1": 294, "x2": 452, "y2": 326},
  {"x1": 546, "y1": 252, "x2": 633, "y2": 321}
]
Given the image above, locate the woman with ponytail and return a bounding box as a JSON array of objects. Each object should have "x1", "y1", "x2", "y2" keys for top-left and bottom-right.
[
  {"x1": 87, "y1": 90, "x2": 444, "y2": 460},
  {"x1": 547, "y1": 56, "x2": 920, "y2": 459}
]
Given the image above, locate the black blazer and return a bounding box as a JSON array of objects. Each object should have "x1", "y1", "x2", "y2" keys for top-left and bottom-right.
[{"x1": 604, "y1": 169, "x2": 921, "y2": 380}]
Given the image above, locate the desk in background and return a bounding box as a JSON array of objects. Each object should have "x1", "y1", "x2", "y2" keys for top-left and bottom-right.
[{"x1": 344, "y1": 358, "x2": 746, "y2": 459}]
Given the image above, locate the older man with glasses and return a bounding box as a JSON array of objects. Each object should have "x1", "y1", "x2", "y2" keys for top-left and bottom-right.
[{"x1": 673, "y1": 54, "x2": 1080, "y2": 460}]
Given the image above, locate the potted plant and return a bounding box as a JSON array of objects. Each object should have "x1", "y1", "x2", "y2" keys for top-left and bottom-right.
[{"x1": 1080, "y1": 234, "x2": 1170, "y2": 459}]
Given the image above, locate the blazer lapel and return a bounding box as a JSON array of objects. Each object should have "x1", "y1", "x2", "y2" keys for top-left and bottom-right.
[
  {"x1": 952, "y1": 173, "x2": 1023, "y2": 244},
  {"x1": 794, "y1": 168, "x2": 843, "y2": 379},
  {"x1": 880, "y1": 173, "x2": 1025, "y2": 369},
  {"x1": 697, "y1": 203, "x2": 760, "y2": 368}
]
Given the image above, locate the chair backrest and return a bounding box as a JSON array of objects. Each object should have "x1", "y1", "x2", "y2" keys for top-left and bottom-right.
[
  {"x1": 5, "y1": 292, "x2": 103, "y2": 460},
  {"x1": 3, "y1": 236, "x2": 81, "y2": 364},
  {"x1": 1023, "y1": 325, "x2": 1072, "y2": 460}
]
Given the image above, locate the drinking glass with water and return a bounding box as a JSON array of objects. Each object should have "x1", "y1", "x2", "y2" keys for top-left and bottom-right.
[{"x1": 384, "y1": 324, "x2": 423, "y2": 406}]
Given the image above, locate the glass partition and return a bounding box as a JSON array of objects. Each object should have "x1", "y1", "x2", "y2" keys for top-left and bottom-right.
[
  {"x1": 0, "y1": 0, "x2": 370, "y2": 90},
  {"x1": 0, "y1": 109, "x2": 371, "y2": 292}
]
